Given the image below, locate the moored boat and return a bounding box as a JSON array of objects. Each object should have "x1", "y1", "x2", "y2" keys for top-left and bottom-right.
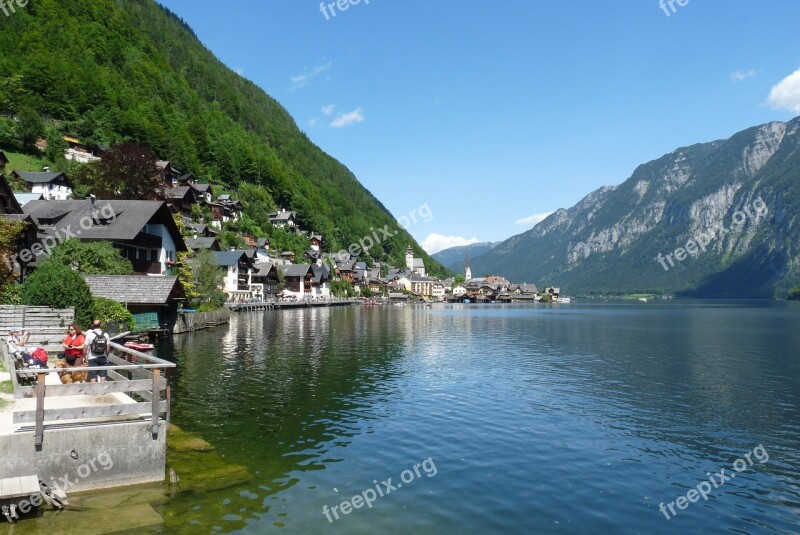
[{"x1": 124, "y1": 341, "x2": 155, "y2": 352}]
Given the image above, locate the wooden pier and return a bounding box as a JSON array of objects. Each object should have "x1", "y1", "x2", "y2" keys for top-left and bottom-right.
[{"x1": 228, "y1": 300, "x2": 359, "y2": 312}]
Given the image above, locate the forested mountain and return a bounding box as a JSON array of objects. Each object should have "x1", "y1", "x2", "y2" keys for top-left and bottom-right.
[
  {"x1": 468, "y1": 119, "x2": 800, "y2": 298},
  {"x1": 0, "y1": 0, "x2": 446, "y2": 276},
  {"x1": 430, "y1": 242, "x2": 497, "y2": 274}
]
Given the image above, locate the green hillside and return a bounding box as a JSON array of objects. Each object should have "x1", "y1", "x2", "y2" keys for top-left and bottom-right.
[{"x1": 0, "y1": 0, "x2": 446, "y2": 276}]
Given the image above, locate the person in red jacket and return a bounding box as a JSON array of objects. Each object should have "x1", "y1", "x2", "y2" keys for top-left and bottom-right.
[{"x1": 62, "y1": 323, "x2": 86, "y2": 366}]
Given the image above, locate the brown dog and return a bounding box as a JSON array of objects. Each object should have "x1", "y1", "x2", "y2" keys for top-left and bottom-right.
[{"x1": 55, "y1": 360, "x2": 88, "y2": 384}]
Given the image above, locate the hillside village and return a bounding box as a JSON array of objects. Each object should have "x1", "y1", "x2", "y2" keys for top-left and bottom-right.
[{"x1": 0, "y1": 140, "x2": 564, "y2": 329}]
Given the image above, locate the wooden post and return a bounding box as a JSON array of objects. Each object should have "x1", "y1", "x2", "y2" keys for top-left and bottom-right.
[
  {"x1": 34, "y1": 372, "x2": 46, "y2": 448},
  {"x1": 151, "y1": 368, "x2": 160, "y2": 438}
]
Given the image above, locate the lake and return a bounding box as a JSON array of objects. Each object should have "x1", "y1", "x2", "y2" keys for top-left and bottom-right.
[
  {"x1": 28, "y1": 300, "x2": 793, "y2": 534},
  {"x1": 137, "y1": 300, "x2": 800, "y2": 534}
]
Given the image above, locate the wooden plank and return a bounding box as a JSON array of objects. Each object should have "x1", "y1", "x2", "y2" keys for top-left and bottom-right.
[
  {"x1": 35, "y1": 373, "x2": 46, "y2": 447},
  {"x1": 151, "y1": 369, "x2": 160, "y2": 436},
  {"x1": 20, "y1": 378, "x2": 165, "y2": 398},
  {"x1": 13, "y1": 401, "x2": 167, "y2": 423}
]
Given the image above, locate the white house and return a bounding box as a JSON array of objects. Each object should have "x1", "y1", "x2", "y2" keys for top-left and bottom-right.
[
  {"x1": 452, "y1": 285, "x2": 467, "y2": 297},
  {"x1": 13, "y1": 171, "x2": 73, "y2": 201},
  {"x1": 432, "y1": 281, "x2": 446, "y2": 301},
  {"x1": 23, "y1": 199, "x2": 187, "y2": 275},
  {"x1": 214, "y1": 250, "x2": 255, "y2": 299},
  {"x1": 64, "y1": 148, "x2": 101, "y2": 164},
  {"x1": 269, "y1": 208, "x2": 297, "y2": 230}
]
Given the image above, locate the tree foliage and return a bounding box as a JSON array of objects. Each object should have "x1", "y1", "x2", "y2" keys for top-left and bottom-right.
[
  {"x1": 0, "y1": 218, "x2": 25, "y2": 292},
  {"x1": 192, "y1": 249, "x2": 225, "y2": 310},
  {"x1": 789, "y1": 286, "x2": 800, "y2": 301},
  {"x1": 91, "y1": 297, "x2": 134, "y2": 331},
  {"x1": 20, "y1": 260, "x2": 94, "y2": 327},
  {"x1": 74, "y1": 142, "x2": 162, "y2": 200},
  {"x1": 48, "y1": 239, "x2": 133, "y2": 275},
  {"x1": 0, "y1": 0, "x2": 449, "y2": 277}
]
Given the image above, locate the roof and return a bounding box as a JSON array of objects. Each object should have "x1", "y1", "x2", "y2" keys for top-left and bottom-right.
[
  {"x1": 217, "y1": 194, "x2": 231, "y2": 201},
  {"x1": 252, "y1": 263, "x2": 276, "y2": 277},
  {"x1": 23, "y1": 199, "x2": 187, "y2": 251},
  {"x1": 214, "y1": 250, "x2": 252, "y2": 267},
  {"x1": 412, "y1": 258, "x2": 425, "y2": 269},
  {"x1": 164, "y1": 186, "x2": 194, "y2": 200},
  {"x1": 311, "y1": 263, "x2": 330, "y2": 283},
  {"x1": 14, "y1": 192, "x2": 44, "y2": 206},
  {"x1": 13, "y1": 171, "x2": 71, "y2": 186},
  {"x1": 269, "y1": 210, "x2": 296, "y2": 221},
  {"x1": 281, "y1": 264, "x2": 312, "y2": 278},
  {"x1": 191, "y1": 183, "x2": 212, "y2": 193},
  {"x1": 185, "y1": 237, "x2": 218, "y2": 250},
  {"x1": 82, "y1": 275, "x2": 185, "y2": 305},
  {"x1": 0, "y1": 150, "x2": 8, "y2": 163}
]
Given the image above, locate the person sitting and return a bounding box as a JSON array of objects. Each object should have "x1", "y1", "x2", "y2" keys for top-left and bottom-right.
[{"x1": 6, "y1": 327, "x2": 32, "y2": 367}]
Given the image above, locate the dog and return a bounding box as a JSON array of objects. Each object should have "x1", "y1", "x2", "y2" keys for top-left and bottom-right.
[{"x1": 55, "y1": 359, "x2": 88, "y2": 384}]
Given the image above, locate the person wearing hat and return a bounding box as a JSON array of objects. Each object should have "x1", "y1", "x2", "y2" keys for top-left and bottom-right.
[{"x1": 7, "y1": 326, "x2": 32, "y2": 365}]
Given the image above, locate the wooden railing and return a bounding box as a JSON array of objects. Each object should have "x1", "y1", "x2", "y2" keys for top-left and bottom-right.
[{"x1": 2, "y1": 342, "x2": 175, "y2": 449}]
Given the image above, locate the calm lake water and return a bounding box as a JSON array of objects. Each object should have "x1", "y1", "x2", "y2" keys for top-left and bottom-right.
[{"x1": 143, "y1": 302, "x2": 799, "y2": 533}]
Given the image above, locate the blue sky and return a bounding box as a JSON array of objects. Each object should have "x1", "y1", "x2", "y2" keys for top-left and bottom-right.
[{"x1": 159, "y1": 0, "x2": 800, "y2": 253}]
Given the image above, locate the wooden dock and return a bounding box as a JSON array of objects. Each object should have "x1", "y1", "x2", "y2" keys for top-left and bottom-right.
[
  {"x1": 0, "y1": 475, "x2": 41, "y2": 522},
  {"x1": 228, "y1": 300, "x2": 359, "y2": 312}
]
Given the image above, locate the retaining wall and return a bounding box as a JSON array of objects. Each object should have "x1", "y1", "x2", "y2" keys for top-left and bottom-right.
[{"x1": 172, "y1": 310, "x2": 231, "y2": 335}]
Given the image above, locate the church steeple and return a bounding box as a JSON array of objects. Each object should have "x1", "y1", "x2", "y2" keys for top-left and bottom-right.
[{"x1": 465, "y1": 251, "x2": 472, "y2": 281}]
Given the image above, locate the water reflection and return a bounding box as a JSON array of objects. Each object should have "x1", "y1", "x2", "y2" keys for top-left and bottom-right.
[{"x1": 18, "y1": 301, "x2": 799, "y2": 534}]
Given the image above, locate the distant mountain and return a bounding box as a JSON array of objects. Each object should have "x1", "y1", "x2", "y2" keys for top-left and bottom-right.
[
  {"x1": 431, "y1": 242, "x2": 498, "y2": 273},
  {"x1": 468, "y1": 119, "x2": 800, "y2": 298},
  {"x1": 0, "y1": 0, "x2": 446, "y2": 275}
]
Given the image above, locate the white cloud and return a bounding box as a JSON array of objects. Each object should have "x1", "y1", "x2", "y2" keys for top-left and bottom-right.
[
  {"x1": 329, "y1": 107, "x2": 365, "y2": 128},
  {"x1": 321, "y1": 104, "x2": 336, "y2": 116},
  {"x1": 290, "y1": 60, "x2": 332, "y2": 90},
  {"x1": 731, "y1": 69, "x2": 756, "y2": 82},
  {"x1": 515, "y1": 211, "x2": 554, "y2": 226},
  {"x1": 768, "y1": 68, "x2": 800, "y2": 113},
  {"x1": 308, "y1": 117, "x2": 319, "y2": 127},
  {"x1": 421, "y1": 233, "x2": 481, "y2": 254}
]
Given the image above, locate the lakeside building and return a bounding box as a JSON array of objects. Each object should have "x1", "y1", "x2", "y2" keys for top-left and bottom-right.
[
  {"x1": 214, "y1": 250, "x2": 256, "y2": 300},
  {"x1": 83, "y1": 274, "x2": 187, "y2": 331},
  {"x1": 23, "y1": 199, "x2": 187, "y2": 275}
]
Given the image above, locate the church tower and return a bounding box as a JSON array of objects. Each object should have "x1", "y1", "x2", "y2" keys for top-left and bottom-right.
[
  {"x1": 465, "y1": 251, "x2": 472, "y2": 280},
  {"x1": 406, "y1": 245, "x2": 414, "y2": 271}
]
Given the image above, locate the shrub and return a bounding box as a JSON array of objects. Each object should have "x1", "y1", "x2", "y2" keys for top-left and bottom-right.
[
  {"x1": 20, "y1": 261, "x2": 93, "y2": 327},
  {"x1": 91, "y1": 297, "x2": 134, "y2": 331},
  {"x1": 789, "y1": 286, "x2": 800, "y2": 301}
]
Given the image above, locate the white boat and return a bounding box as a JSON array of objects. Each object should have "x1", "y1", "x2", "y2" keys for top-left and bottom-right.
[
  {"x1": 638, "y1": 298, "x2": 648, "y2": 303},
  {"x1": 559, "y1": 297, "x2": 571, "y2": 303}
]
